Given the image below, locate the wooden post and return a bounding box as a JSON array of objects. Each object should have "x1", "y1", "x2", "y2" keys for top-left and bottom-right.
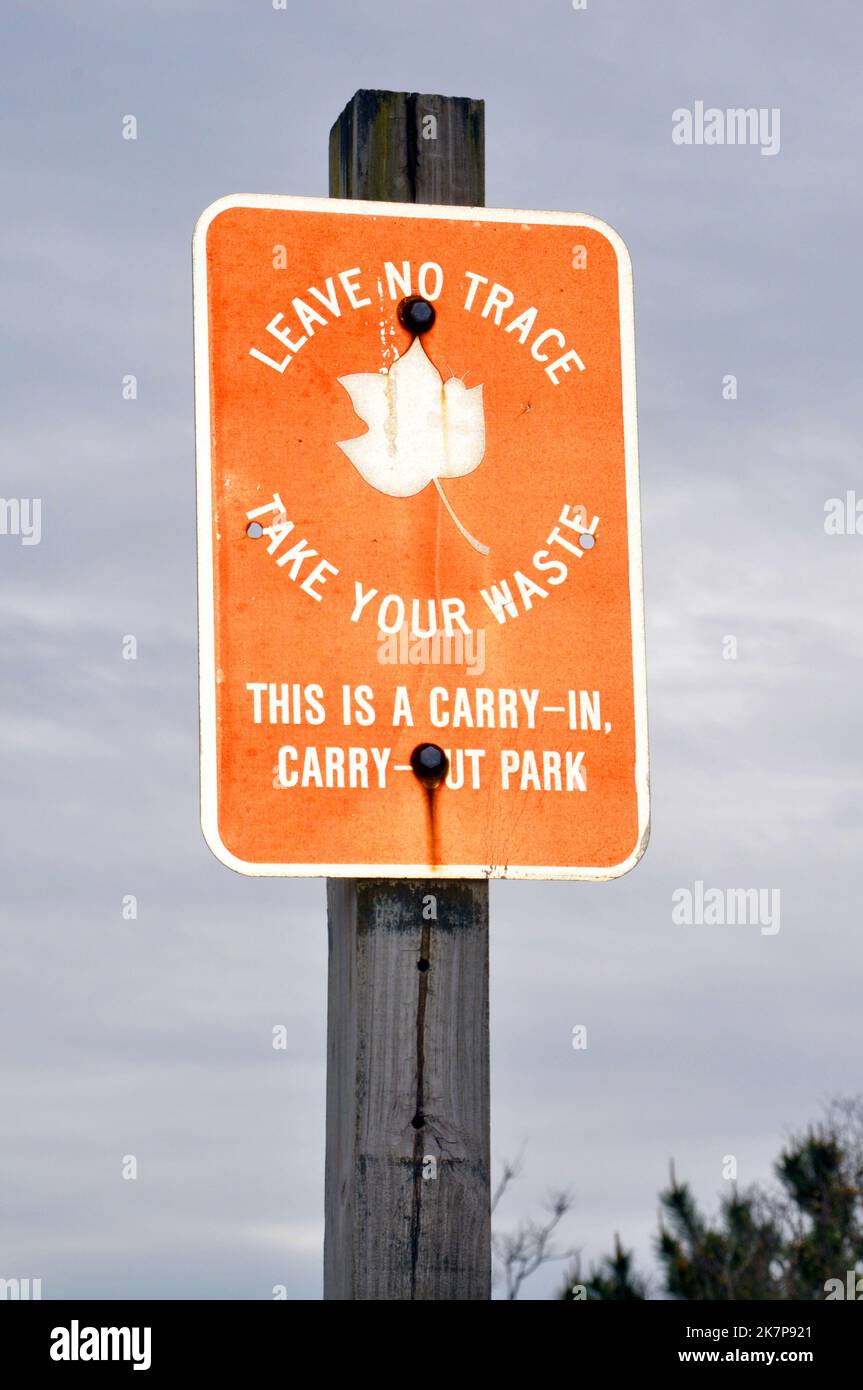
[{"x1": 324, "y1": 90, "x2": 490, "y2": 1301}]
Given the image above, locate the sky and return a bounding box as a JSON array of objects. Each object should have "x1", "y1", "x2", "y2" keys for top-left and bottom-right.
[{"x1": 1, "y1": 0, "x2": 861, "y2": 1300}]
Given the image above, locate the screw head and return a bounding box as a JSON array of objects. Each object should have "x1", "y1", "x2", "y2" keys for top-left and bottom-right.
[
  {"x1": 398, "y1": 295, "x2": 436, "y2": 335},
  {"x1": 410, "y1": 743, "x2": 449, "y2": 789}
]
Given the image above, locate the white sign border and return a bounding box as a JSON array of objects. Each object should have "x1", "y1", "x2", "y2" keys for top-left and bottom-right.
[{"x1": 193, "y1": 194, "x2": 650, "y2": 880}]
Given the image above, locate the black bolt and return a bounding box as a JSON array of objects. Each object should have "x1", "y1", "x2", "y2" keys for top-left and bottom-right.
[
  {"x1": 398, "y1": 295, "x2": 436, "y2": 335},
  {"x1": 410, "y1": 743, "x2": 449, "y2": 790}
]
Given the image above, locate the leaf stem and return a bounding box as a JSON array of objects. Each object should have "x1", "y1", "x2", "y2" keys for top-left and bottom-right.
[{"x1": 433, "y1": 478, "x2": 489, "y2": 556}]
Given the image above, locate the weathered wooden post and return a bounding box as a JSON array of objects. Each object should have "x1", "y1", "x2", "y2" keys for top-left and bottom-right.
[{"x1": 324, "y1": 90, "x2": 491, "y2": 1302}]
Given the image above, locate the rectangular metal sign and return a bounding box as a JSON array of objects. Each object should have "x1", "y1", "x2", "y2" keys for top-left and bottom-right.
[{"x1": 193, "y1": 195, "x2": 648, "y2": 877}]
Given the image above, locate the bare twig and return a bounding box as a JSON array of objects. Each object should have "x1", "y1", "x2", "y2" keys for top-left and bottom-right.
[{"x1": 492, "y1": 1171, "x2": 577, "y2": 1299}]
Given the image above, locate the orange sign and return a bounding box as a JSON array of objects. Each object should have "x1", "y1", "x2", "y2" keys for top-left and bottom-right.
[{"x1": 193, "y1": 195, "x2": 648, "y2": 878}]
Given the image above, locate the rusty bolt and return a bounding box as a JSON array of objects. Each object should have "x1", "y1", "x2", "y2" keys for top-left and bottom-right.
[
  {"x1": 398, "y1": 295, "x2": 436, "y2": 335},
  {"x1": 410, "y1": 743, "x2": 448, "y2": 789}
]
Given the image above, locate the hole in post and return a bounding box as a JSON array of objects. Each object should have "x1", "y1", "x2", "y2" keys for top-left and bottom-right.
[
  {"x1": 411, "y1": 1112, "x2": 425, "y2": 1130},
  {"x1": 417, "y1": 958, "x2": 430, "y2": 972}
]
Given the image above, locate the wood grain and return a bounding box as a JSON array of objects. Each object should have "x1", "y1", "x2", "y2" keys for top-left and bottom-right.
[
  {"x1": 324, "y1": 90, "x2": 491, "y2": 1300},
  {"x1": 324, "y1": 879, "x2": 490, "y2": 1299}
]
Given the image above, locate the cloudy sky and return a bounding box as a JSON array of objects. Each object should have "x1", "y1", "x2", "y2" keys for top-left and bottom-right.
[{"x1": 2, "y1": 0, "x2": 861, "y2": 1299}]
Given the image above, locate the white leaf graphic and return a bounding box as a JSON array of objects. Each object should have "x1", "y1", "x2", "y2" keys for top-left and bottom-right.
[{"x1": 337, "y1": 337, "x2": 489, "y2": 554}]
